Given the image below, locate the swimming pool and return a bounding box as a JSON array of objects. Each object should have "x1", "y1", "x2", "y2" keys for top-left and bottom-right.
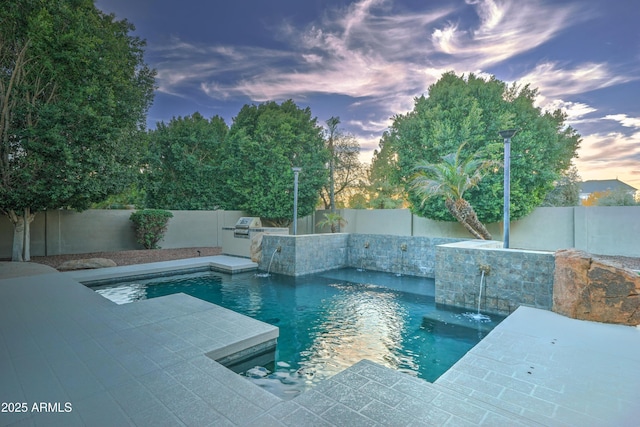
[{"x1": 92, "y1": 268, "x2": 503, "y2": 398}]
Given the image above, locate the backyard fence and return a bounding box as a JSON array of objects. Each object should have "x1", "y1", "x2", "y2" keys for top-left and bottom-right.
[{"x1": 1, "y1": 206, "x2": 639, "y2": 258}]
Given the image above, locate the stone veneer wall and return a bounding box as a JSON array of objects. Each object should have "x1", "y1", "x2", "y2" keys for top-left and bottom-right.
[
  {"x1": 435, "y1": 240, "x2": 555, "y2": 315},
  {"x1": 260, "y1": 233, "x2": 462, "y2": 277},
  {"x1": 259, "y1": 233, "x2": 350, "y2": 276},
  {"x1": 347, "y1": 234, "x2": 464, "y2": 278}
]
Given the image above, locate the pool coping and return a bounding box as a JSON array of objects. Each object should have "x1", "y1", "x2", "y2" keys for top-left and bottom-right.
[
  {"x1": 2, "y1": 257, "x2": 639, "y2": 425},
  {"x1": 66, "y1": 255, "x2": 258, "y2": 285}
]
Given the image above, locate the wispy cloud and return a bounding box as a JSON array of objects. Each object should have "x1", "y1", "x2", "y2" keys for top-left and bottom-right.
[
  {"x1": 518, "y1": 62, "x2": 634, "y2": 101},
  {"x1": 603, "y1": 114, "x2": 640, "y2": 128},
  {"x1": 575, "y1": 131, "x2": 640, "y2": 186},
  {"x1": 431, "y1": 0, "x2": 582, "y2": 67},
  {"x1": 151, "y1": 0, "x2": 594, "y2": 135}
]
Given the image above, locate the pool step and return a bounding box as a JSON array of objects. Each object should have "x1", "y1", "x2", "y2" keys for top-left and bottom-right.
[{"x1": 422, "y1": 306, "x2": 503, "y2": 335}]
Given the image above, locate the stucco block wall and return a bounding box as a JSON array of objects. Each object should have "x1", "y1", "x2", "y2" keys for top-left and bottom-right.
[
  {"x1": 0, "y1": 209, "x2": 245, "y2": 257},
  {"x1": 435, "y1": 241, "x2": 555, "y2": 315}
]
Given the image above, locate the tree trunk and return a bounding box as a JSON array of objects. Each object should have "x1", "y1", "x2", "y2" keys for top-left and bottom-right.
[
  {"x1": 445, "y1": 198, "x2": 492, "y2": 240},
  {"x1": 6, "y1": 208, "x2": 36, "y2": 261},
  {"x1": 9, "y1": 210, "x2": 25, "y2": 262}
]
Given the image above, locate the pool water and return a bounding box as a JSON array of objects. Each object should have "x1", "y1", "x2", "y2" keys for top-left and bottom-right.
[{"x1": 92, "y1": 268, "x2": 503, "y2": 398}]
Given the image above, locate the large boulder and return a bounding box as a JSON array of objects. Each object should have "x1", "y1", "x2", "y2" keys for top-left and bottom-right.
[
  {"x1": 58, "y1": 258, "x2": 117, "y2": 271},
  {"x1": 553, "y1": 249, "x2": 640, "y2": 326}
]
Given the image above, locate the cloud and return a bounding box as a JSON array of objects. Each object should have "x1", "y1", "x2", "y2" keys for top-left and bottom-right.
[
  {"x1": 603, "y1": 114, "x2": 640, "y2": 129},
  {"x1": 518, "y1": 62, "x2": 634, "y2": 100},
  {"x1": 574, "y1": 131, "x2": 640, "y2": 186},
  {"x1": 430, "y1": 0, "x2": 585, "y2": 67},
  {"x1": 541, "y1": 99, "x2": 597, "y2": 122}
]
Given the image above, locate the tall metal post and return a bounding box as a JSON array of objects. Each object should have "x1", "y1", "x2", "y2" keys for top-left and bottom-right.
[
  {"x1": 499, "y1": 129, "x2": 517, "y2": 248},
  {"x1": 292, "y1": 167, "x2": 301, "y2": 235}
]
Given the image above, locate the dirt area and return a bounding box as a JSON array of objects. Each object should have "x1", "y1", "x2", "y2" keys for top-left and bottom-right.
[{"x1": 30, "y1": 247, "x2": 222, "y2": 270}]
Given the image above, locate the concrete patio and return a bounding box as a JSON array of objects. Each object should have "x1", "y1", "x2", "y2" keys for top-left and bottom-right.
[{"x1": 1, "y1": 258, "x2": 639, "y2": 426}]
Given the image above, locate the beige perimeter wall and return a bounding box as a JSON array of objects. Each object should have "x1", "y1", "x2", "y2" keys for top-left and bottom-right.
[{"x1": 1, "y1": 206, "x2": 638, "y2": 258}]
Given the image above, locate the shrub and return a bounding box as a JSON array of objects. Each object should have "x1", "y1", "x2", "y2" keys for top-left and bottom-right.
[
  {"x1": 129, "y1": 209, "x2": 173, "y2": 249},
  {"x1": 316, "y1": 212, "x2": 347, "y2": 233}
]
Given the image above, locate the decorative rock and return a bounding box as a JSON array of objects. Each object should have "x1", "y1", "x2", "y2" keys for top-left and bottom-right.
[
  {"x1": 58, "y1": 258, "x2": 117, "y2": 271},
  {"x1": 250, "y1": 232, "x2": 264, "y2": 263},
  {"x1": 553, "y1": 249, "x2": 640, "y2": 326}
]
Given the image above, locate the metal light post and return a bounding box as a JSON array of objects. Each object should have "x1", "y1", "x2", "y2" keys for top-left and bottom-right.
[
  {"x1": 499, "y1": 129, "x2": 517, "y2": 248},
  {"x1": 292, "y1": 167, "x2": 301, "y2": 235}
]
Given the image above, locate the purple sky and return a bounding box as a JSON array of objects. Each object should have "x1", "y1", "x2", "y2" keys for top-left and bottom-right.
[{"x1": 96, "y1": 0, "x2": 640, "y2": 188}]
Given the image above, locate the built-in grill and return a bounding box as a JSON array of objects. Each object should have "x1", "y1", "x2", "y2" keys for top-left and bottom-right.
[{"x1": 233, "y1": 217, "x2": 262, "y2": 239}]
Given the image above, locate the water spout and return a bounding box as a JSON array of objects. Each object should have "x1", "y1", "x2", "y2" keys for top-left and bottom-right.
[
  {"x1": 256, "y1": 247, "x2": 280, "y2": 278},
  {"x1": 396, "y1": 245, "x2": 406, "y2": 277},
  {"x1": 358, "y1": 242, "x2": 369, "y2": 271},
  {"x1": 462, "y1": 269, "x2": 491, "y2": 322}
]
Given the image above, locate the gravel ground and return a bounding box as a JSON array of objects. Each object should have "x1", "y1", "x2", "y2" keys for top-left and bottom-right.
[{"x1": 31, "y1": 247, "x2": 222, "y2": 270}]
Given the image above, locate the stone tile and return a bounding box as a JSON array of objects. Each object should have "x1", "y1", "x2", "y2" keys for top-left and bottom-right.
[
  {"x1": 361, "y1": 380, "x2": 406, "y2": 407},
  {"x1": 499, "y1": 388, "x2": 557, "y2": 416},
  {"x1": 108, "y1": 380, "x2": 162, "y2": 416},
  {"x1": 321, "y1": 403, "x2": 378, "y2": 427},
  {"x1": 293, "y1": 390, "x2": 337, "y2": 415},
  {"x1": 331, "y1": 368, "x2": 371, "y2": 390},
  {"x1": 431, "y1": 393, "x2": 489, "y2": 425},
  {"x1": 320, "y1": 381, "x2": 372, "y2": 411},
  {"x1": 359, "y1": 401, "x2": 414, "y2": 426},
  {"x1": 280, "y1": 406, "x2": 333, "y2": 427},
  {"x1": 396, "y1": 397, "x2": 452, "y2": 425},
  {"x1": 75, "y1": 390, "x2": 135, "y2": 427},
  {"x1": 173, "y1": 398, "x2": 224, "y2": 426}
]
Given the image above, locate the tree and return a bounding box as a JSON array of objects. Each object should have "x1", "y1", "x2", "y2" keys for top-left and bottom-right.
[
  {"x1": 542, "y1": 165, "x2": 581, "y2": 207},
  {"x1": 413, "y1": 143, "x2": 499, "y2": 239},
  {"x1": 316, "y1": 212, "x2": 347, "y2": 233},
  {"x1": 320, "y1": 118, "x2": 366, "y2": 209},
  {"x1": 129, "y1": 209, "x2": 173, "y2": 249},
  {"x1": 596, "y1": 188, "x2": 638, "y2": 206},
  {"x1": 389, "y1": 72, "x2": 580, "y2": 223},
  {"x1": 365, "y1": 130, "x2": 406, "y2": 209},
  {"x1": 144, "y1": 113, "x2": 228, "y2": 209},
  {"x1": 0, "y1": 0, "x2": 155, "y2": 260},
  {"x1": 220, "y1": 100, "x2": 328, "y2": 225}
]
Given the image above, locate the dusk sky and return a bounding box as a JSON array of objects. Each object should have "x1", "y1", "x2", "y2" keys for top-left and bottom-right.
[{"x1": 95, "y1": 0, "x2": 640, "y2": 189}]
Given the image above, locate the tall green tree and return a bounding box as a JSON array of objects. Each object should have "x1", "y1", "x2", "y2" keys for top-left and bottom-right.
[
  {"x1": 220, "y1": 100, "x2": 328, "y2": 225},
  {"x1": 0, "y1": 0, "x2": 155, "y2": 260},
  {"x1": 413, "y1": 143, "x2": 499, "y2": 239},
  {"x1": 365, "y1": 130, "x2": 405, "y2": 209},
  {"x1": 144, "y1": 113, "x2": 228, "y2": 209},
  {"x1": 389, "y1": 72, "x2": 580, "y2": 223}
]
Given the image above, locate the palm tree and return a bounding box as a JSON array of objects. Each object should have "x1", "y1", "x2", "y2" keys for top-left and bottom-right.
[
  {"x1": 316, "y1": 212, "x2": 347, "y2": 233},
  {"x1": 412, "y1": 143, "x2": 499, "y2": 240}
]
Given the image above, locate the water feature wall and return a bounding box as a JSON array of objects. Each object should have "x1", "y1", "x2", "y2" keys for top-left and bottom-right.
[
  {"x1": 260, "y1": 234, "x2": 463, "y2": 277},
  {"x1": 346, "y1": 234, "x2": 464, "y2": 277},
  {"x1": 259, "y1": 233, "x2": 349, "y2": 276},
  {"x1": 435, "y1": 240, "x2": 555, "y2": 315}
]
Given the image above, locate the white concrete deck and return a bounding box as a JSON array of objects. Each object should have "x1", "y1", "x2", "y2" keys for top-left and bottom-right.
[{"x1": 1, "y1": 258, "x2": 639, "y2": 426}]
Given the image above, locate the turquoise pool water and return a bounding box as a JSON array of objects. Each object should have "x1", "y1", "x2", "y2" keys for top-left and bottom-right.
[{"x1": 93, "y1": 268, "x2": 503, "y2": 398}]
